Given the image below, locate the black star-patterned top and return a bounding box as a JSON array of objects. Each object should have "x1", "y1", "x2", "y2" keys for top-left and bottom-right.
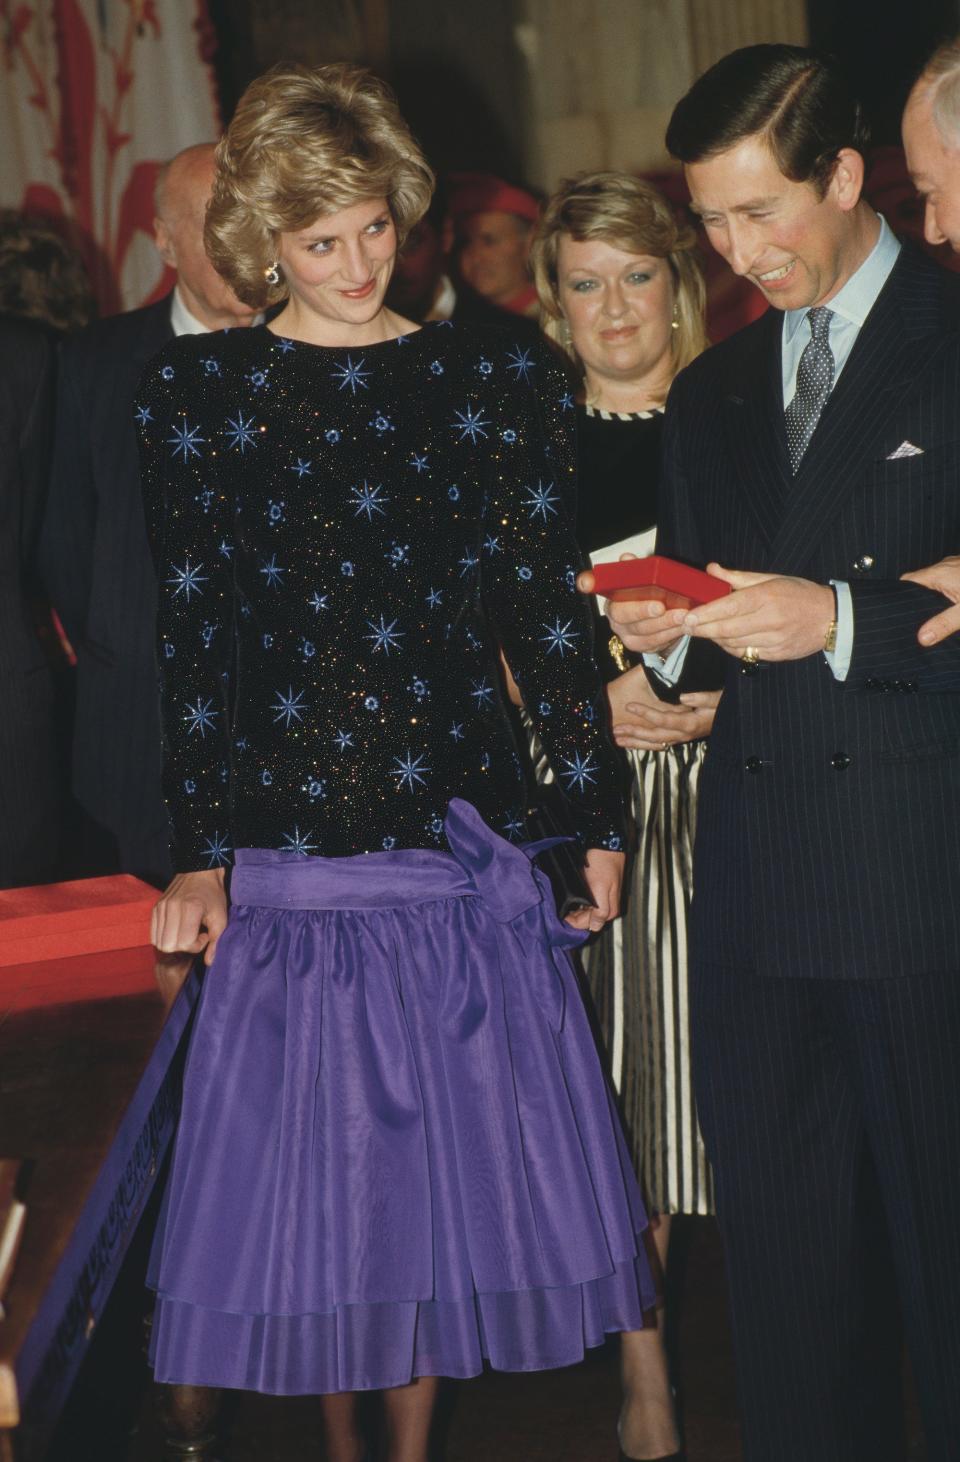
[{"x1": 135, "y1": 319, "x2": 627, "y2": 868}]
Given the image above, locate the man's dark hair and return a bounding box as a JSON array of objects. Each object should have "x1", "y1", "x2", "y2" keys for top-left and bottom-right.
[{"x1": 666, "y1": 44, "x2": 870, "y2": 198}]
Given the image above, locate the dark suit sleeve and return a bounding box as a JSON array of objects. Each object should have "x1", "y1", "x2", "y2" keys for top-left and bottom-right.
[
  {"x1": 845, "y1": 579, "x2": 960, "y2": 691},
  {"x1": 17, "y1": 328, "x2": 55, "y2": 577},
  {"x1": 39, "y1": 339, "x2": 95, "y2": 646},
  {"x1": 646, "y1": 374, "x2": 726, "y2": 698}
]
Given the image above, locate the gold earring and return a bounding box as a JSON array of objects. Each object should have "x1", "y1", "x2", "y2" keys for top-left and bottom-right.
[
  {"x1": 264, "y1": 261, "x2": 280, "y2": 285},
  {"x1": 671, "y1": 307, "x2": 679, "y2": 330}
]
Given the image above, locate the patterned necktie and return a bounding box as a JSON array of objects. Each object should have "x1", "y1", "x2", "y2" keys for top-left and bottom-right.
[{"x1": 784, "y1": 305, "x2": 835, "y2": 473}]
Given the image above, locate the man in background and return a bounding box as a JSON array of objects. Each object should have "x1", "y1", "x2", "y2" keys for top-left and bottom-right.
[
  {"x1": 40, "y1": 142, "x2": 258, "y2": 887},
  {"x1": 900, "y1": 37, "x2": 960, "y2": 646},
  {"x1": 446, "y1": 171, "x2": 541, "y2": 331}
]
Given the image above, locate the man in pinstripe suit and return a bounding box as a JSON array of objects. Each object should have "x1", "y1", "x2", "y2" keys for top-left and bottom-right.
[{"x1": 606, "y1": 44, "x2": 960, "y2": 1462}]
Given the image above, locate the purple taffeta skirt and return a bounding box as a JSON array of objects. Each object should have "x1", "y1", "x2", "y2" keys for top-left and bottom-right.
[{"x1": 148, "y1": 799, "x2": 654, "y2": 1394}]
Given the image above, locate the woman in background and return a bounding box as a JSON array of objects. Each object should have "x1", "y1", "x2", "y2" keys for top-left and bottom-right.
[{"x1": 532, "y1": 172, "x2": 719, "y2": 1462}]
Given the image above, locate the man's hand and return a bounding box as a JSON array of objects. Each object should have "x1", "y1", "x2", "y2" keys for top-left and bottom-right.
[
  {"x1": 151, "y1": 867, "x2": 228, "y2": 967},
  {"x1": 565, "y1": 848, "x2": 625, "y2": 934},
  {"x1": 682, "y1": 565, "x2": 835, "y2": 661},
  {"x1": 901, "y1": 557, "x2": 960, "y2": 646},
  {"x1": 577, "y1": 561, "x2": 689, "y2": 656},
  {"x1": 607, "y1": 665, "x2": 720, "y2": 749}
]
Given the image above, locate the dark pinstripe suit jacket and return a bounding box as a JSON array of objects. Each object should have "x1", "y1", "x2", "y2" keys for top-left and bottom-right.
[
  {"x1": 660, "y1": 245, "x2": 960, "y2": 979},
  {"x1": 40, "y1": 296, "x2": 173, "y2": 859}
]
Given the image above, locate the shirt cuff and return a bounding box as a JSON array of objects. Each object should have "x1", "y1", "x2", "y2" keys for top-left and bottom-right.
[
  {"x1": 643, "y1": 634, "x2": 691, "y2": 687},
  {"x1": 824, "y1": 580, "x2": 853, "y2": 681}
]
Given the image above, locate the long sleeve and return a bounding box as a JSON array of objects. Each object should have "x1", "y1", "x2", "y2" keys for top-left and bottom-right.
[
  {"x1": 481, "y1": 342, "x2": 626, "y2": 850},
  {"x1": 135, "y1": 340, "x2": 235, "y2": 870},
  {"x1": 39, "y1": 343, "x2": 94, "y2": 645}
]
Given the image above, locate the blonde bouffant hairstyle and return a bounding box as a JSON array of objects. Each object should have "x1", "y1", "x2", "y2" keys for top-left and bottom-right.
[
  {"x1": 530, "y1": 171, "x2": 708, "y2": 388},
  {"x1": 205, "y1": 63, "x2": 435, "y2": 310}
]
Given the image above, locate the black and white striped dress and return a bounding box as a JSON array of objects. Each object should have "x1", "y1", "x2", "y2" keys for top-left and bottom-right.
[{"x1": 576, "y1": 404, "x2": 714, "y2": 1217}]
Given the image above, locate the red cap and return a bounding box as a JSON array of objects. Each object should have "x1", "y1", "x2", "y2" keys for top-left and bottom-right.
[{"x1": 446, "y1": 171, "x2": 540, "y2": 225}]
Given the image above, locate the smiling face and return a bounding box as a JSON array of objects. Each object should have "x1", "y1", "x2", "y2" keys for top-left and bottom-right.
[
  {"x1": 903, "y1": 87, "x2": 960, "y2": 253},
  {"x1": 556, "y1": 234, "x2": 675, "y2": 399},
  {"x1": 275, "y1": 196, "x2": 398, "y2": 344},
  {"x1": 686, "y1": 133, "x2": 867, "y2": 312}
]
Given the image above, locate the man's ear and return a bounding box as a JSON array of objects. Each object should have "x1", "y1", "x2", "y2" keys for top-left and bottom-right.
[
  {"x1": 831, "y1": 147, "x2": 866, "y2": 213},
  {"x1": 154, "y1": 215, "x2": 177, "y2": 267}
]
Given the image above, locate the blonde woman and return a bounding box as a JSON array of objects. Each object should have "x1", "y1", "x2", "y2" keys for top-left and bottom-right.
[
  {"x1": 532, "y1": 172, "x2": 720, "y2": 1462},
  {"x1": 136, "y1": 70, "x2": 655, "y2": 1462}
]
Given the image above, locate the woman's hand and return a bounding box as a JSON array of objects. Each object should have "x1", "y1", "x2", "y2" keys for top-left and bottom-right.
[
  {"x1": 607, "y1": 666, "x2": 720, "y2": 749},
  {"x1": 151, "y1": 867, "x2": 228, "y2": 967},
  {"x1": 565, "y1": 848, "x2": 625, "y2": 934}
]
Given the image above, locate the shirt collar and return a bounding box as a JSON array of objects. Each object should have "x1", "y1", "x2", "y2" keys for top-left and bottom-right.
[
  {"x1": 170, "y1": 286, "x2": 265, "y2": 336},
  {"x1": 783, "y1": 213, "x2": 901, "y2": 345}
]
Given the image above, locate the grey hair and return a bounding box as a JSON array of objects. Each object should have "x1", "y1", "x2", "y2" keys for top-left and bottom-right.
[{"x1": 918, "y1": 38, "x2": 960, "y2": 148}]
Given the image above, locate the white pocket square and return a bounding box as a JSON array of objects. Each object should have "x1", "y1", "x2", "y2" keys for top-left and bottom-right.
[{"x1": 887, "y1": 440, "x2": 924, "y2": 459}]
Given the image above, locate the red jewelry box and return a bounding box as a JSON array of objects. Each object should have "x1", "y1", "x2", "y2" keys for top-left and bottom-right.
[
  {"x1": 0, "y1": 876, "x2": 157, "y2": 968},
  {"x1": 588, "y1": 555, "x2": 731, "y2": 608}
]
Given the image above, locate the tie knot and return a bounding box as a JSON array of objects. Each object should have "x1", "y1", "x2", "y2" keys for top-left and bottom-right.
[{"x1": 806, "y1": 305, "x2": 833, "y2": 342}]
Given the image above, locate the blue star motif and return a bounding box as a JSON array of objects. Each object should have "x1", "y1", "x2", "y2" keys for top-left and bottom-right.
[
  {"x1": 523, "y1": 479, "x2": 560, "y2": 521},
  {"x1": 365, "y1": 614, "x2": 405, "y2": 654},
  {"x1": 410, "y1": 453, "x2": 429, "y2": 473},
  {"x1": 452, "y1": 403, "x2": 490, "y2": 443},
  {"x1": 503, "y1": 811, "x2": 525, "y2": 840},
  {"x1": 218, "y1": 539, "x2": 234, "y2": 559},
  {"x1": 276, "y1": 337, "x2": 296, "y2": 353},
  {"x1": 202, "y1": 832, "x2": 232, "y2": 867},
  {"x1": 449, "y1": 722, "x2": 465, "y2": 741},
  {"x1": 351, "y1": 481, "x2": 390, "y2": 519},
  {"x1": 309, "y1": 591, "x2": 329, "y2": 613},
  {"x1": 259, "y1": 554, "x2": 286, "y2": 590},
  {"x1": 272, "y1": 686, "x2": 307, "y2": 726},
  {"x1": 506, "y1": 346, "x2": 536, "y2": 382},
  {"x1": 200, "y1": 621, "x2": 218, "y2": 648},
  {"x1": 224, "y1": 413, "x2": 257, "y2": 452},
  {"x1": 560, "y1": 391, "x2": 575, "y2": 411},
  {"x1": 560, "y1": 749, "x2": 599, "y2": 793},
  {"x1": 470, "y1": 678, "x2": 494, "y2": 708},
  {"x1": 540, "y1": 617, "x2": 581, "y2": 656},
  {"x1": 134, "y1": 404, "x2": 153, "y2": 426},
  {"x1": 390, "y1": 750, "x2": 431, "y2": 792},
  {"x1": 333, "y1": 730, "x2": 355, "y2": 752},
  {"x1": 483, "y1": 535, "x2": 502, "y2": 555},
  {"x1": 282, "y1": 826, "x2": 317, "y2": 856},
  {"x1": 167, "y1": 559, "x2": 208, "y2": 601},
  {"x1": 168, "y1": 418, "x2": 205, "y2": 460},
  {"x1": 331, "y1": 354, "x2": 371, "y2": 394},
  {"x1": 184, "y1": 697, "x2": 218, "y2": 738},
  {"x1": 234, "y1": 736, "x2": 249, "y2": 753},
  {"x1": 289, "y1": 457, "x2": 313, "y2": 478},
  {"x1": 426, "y1": 587, "x2": 443, "y2": 608},
  {"x1": 459, "y1": 549, "x2": 479, "y2": 576}
]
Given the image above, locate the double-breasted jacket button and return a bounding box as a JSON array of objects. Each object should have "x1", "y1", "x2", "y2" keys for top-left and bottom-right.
[
  {"x1": 830, "y1": 752, "x2": 851, "y2": 770},
  {"x1": 744, "y1": 755, "x2": 763, "y2": 774},
  {"x1": 851, "y1": 554, "x2": 875, "y2": 574}
]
